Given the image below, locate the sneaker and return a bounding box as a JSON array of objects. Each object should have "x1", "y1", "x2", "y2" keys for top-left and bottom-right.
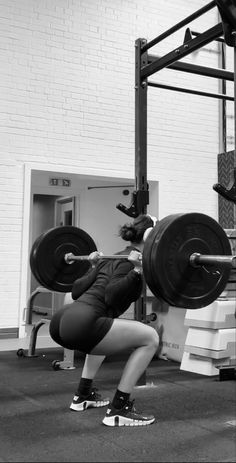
[
  {"x1": 70, "y1": 388, "x2": 110, "y2": 411},
  {"x1": 102, "y1": 400, "x2": 155, "y2": 427}
]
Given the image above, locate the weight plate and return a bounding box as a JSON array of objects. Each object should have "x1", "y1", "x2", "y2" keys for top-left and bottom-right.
[
  {"x1": 143, "y1": 213, "x2": 232, "y2": 309},
  {"x1": 30, "y1": 226, "x2": 97, "y2": 293}
]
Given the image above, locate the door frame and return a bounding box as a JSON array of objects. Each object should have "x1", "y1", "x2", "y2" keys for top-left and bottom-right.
[
  {"x1": 19, "y1": 163, "x2": 133, "y2": 338},
  {"x1": 53, "y1": 195, "x2": 77, "y2": 313}
]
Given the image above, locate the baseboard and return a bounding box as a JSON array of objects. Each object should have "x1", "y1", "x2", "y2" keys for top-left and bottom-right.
[
  {"x1": 0, "y1": 328, "x2": 19, "y2": 339},
  {"x1": 0, "y1": 335, "x2": 59, "y2": 352}
]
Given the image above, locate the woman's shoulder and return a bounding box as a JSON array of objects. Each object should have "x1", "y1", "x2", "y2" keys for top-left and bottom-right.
[{"x1": 115, "y1": 245, "x2": 134, "y2": 256}]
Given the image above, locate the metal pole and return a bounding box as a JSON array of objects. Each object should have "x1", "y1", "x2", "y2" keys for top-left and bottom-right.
[
  {"x1": 218, "y1": 40, "x2": 227, "y2": 153},
  {"x1": 134, "y1": 38, "x2": 148, "y2": 386},
  {"x1": 148, "y1": 81, "x2": 234, "y2": 101},
  {"x1": 135, "y1": 39, "x2": 148, "y2": 196},
  {"x1": 147, "y1": 57, "x2": 234, "y2": 82},
  {"x1": 234, "y1": 42, "x2": 236, "y2": 157}
]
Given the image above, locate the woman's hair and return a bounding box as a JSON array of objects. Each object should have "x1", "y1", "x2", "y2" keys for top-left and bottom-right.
[{"x1": 119, "y1": 214, "x2": 155, "y2": 243}]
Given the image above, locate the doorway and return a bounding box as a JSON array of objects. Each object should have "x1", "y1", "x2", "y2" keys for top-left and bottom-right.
[{"x1": 55, "y1": 196, "x2": 76, "y2": 227}]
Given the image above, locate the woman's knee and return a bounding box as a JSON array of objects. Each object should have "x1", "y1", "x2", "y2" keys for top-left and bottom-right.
[{"x1": 146, "y1": 325, "x2": 159, "y2": 349}]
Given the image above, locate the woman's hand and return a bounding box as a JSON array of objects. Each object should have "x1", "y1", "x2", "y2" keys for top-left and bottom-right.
[
  {"x1": 88, "y1": 251, "x2": 104, "y2": 267},
  {"x1": 128, "y1": 250, "x2": 142, "y2": 272}
]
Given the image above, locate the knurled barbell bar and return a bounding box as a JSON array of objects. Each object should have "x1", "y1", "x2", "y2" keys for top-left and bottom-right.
[
  {"x1": 64, "y1": 253, "x2": 132, "y2": 263},
  {"x1": 29, "y1": 212, "x2": 234, "y2": 309}
]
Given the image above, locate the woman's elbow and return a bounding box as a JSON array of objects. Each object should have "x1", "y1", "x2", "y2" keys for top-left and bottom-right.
[
  {"x1": 71, "y1": 288, "x2": 77, "y2": 300},
  {"x1": 105, "y1": 292, "x2": 115, "y2": 308}
]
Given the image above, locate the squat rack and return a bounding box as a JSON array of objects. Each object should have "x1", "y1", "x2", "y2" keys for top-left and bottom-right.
[{"x1": 116, "y1": 0, "x2": 236, "y2": 327}]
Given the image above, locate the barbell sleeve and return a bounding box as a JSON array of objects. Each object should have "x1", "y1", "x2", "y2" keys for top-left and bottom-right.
[{"x1": 190, "y1": 252, "x2": 236, "y2": 268}]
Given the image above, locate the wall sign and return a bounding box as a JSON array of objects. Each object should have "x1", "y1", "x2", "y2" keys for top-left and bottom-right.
[{"x1": 49, "y1": 178, "x2": 71, "y2": 187}]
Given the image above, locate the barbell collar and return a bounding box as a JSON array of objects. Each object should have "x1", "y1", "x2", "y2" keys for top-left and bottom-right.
[{"x1": 190, "y1": 252, "x2": 236, "y2": 268}]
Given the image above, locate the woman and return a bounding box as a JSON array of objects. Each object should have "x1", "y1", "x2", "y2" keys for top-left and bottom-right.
[{"x1": 49, "y1": 214, "x2": 159, "y2": 427}]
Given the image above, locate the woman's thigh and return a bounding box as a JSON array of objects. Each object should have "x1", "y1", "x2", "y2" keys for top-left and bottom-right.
[{"x1": 90, "y1": 318, "x2": 157, "y2": 356}]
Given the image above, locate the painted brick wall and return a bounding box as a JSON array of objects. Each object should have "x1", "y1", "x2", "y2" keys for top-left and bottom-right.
[{"x1": 0, "y1": 0, "x2": 234, "y2": 329}]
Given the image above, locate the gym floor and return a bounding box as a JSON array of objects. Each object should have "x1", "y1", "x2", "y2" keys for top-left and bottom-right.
[{"x1": 1, "y1": 348, "x2": 235, "y2": 463}]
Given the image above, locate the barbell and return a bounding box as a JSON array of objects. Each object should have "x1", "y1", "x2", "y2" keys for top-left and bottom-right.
[{"x1": 30, "y1": 212, "x2": 235, "y2": 310}]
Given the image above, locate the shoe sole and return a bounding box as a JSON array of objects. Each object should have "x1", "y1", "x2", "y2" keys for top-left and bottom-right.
[
  {"x1": 70, "y1": 400, "x2": 110, "y2": 411},
  {"x1": 102, "y1": 416, "x2": 155, "y2": 426}
]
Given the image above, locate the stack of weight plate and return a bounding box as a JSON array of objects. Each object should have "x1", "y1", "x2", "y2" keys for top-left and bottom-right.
[
  {"x1": 221, "y1": 229, "x2": 236, "y2": 299},
  {"x1": 180, "y1": 229, "x2": 236, "y2": 376}
]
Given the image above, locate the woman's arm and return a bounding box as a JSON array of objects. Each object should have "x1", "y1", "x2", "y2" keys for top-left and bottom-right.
[
  {"x1": 71, "y1": 266, "x2": 97, "y2": 300},
  {"x1": 105, "y1": 260, "x2": 143, "y2": 317}
]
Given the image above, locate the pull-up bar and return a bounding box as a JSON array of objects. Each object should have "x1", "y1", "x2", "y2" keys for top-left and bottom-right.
[
  {"x1": 148, "y1": 81, "x2": 234, "y2": 101},
  {"x1": 147, "y1": 57, "x2": 234, "y2": 82}
]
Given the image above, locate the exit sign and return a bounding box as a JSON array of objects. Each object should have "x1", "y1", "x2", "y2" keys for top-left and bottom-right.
[{"x1": 49, "y1": 178, "x2": 71, "y2": 187}]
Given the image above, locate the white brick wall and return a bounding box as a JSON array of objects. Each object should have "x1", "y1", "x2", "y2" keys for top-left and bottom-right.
[{"x1": 0, "y1": 0, "x2": 234, "y2": 329}]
